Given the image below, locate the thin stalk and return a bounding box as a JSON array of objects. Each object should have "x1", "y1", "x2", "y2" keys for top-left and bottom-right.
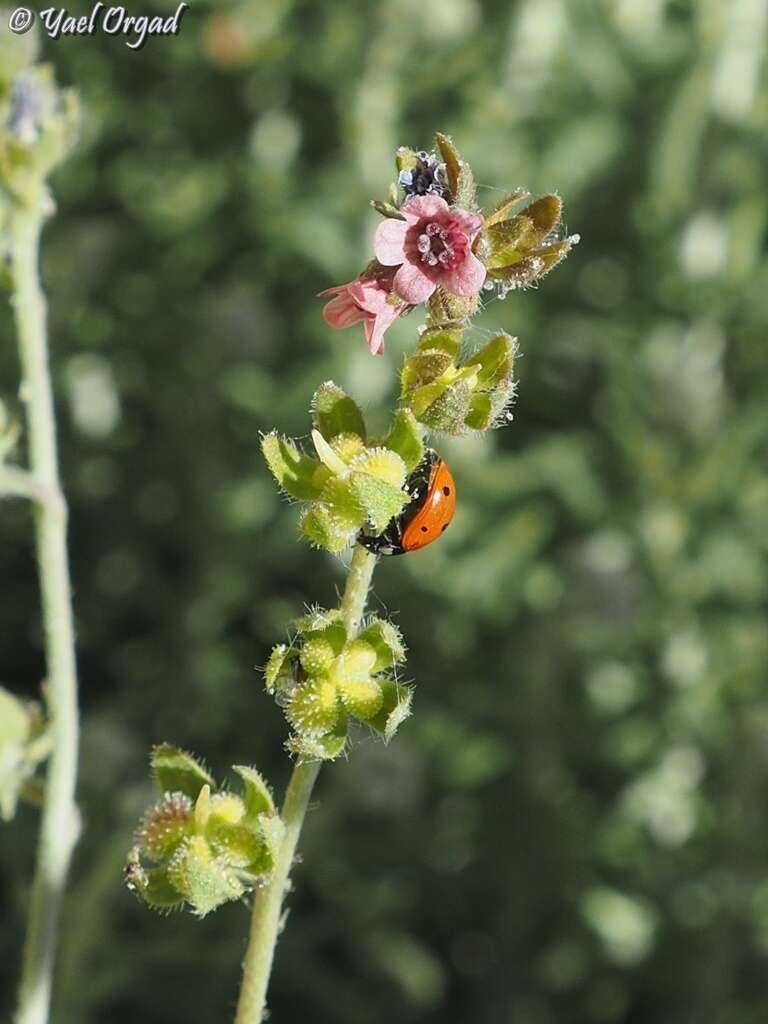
[
  {"x1": 233, "y1": 544, "x2": 377, "y2": 1024},
  {"x1": 12, "y1": 201, "x2": 80, "y2": 1024}
]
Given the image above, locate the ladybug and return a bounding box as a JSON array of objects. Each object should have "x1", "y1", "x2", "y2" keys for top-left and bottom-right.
[{"x1": 359, "y1": 448, "x2": 457, "y2": 556}]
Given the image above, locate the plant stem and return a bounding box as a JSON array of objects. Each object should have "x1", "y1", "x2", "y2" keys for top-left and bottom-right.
[
  {"x1": 12, "y1": 201, "x2": 80, "y2": 1024},
  {"x1": 234, "y1": 544, "x2": 377, "y2": 1024}
]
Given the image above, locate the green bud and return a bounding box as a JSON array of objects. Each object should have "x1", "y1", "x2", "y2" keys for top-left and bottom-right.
[
  {"x1": 329, "y1": 432, "x2": 366, "y2": 465},
  {"x1": 427, "y1": 287, "x2": 479, "y2": 326},
  {"x1": 401, "y1": 331, "x2": 517, "y2": 435},
  {"x1": 128, "y1": 750, "x2": 282, "y2": 916},
  {"x1": 300, "y1": 635, "x2": 339, "y2": 676},
  {"x1": 167, "y1": 834, "x2": 245, "y2": 917},
  {"x1": 287, "y1": 678, "x2": 341, "y2": 738},
  {"x1": 151, "y1": 744, "x2": 214, "y2": 801}
]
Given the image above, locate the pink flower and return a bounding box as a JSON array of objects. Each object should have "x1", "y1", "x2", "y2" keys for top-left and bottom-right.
[
  {"x1": 319, "y1": 267, "x2": 405, "y2": 356},
  {"x1": 373, "y1": 195, "x2": 486, "y2": 305}
]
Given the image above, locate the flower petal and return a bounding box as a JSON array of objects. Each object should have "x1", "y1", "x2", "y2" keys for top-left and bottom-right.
[
  {"x1": 364, "y1": 318, "x2": 386, "y2": 355},
  {"x1": 401, "y1": 194, "x2": 450, "y2": 222},
  {"x1": 394, "y1": 261, "x2": 436, "y2": 305},
  {"x1": 374, "y1": 219, "x2": 408, "y2": 265},
  {"x1": 451, "y1": 209, "x2": 484, "y2": 240},
  {"x1": 323, "y1": 293, "x2": 367, "y2": 329},
  {"x1": 442, "y1": 251, "x2": 487, "y2": 297},
  {"x1": 317, "y1": 281, "x2": 354, "y2": 298}
]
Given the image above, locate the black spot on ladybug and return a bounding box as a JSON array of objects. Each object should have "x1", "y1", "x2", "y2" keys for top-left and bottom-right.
[
  {"x1": 443, "y1": 486, "x2": 451, "y2": 496},
  {"x1": 441, "y1": 523, "x2": 449, "y2": 532},
  {"x1": 420, "y1": 525, "x2": 428, "y2": 533}
]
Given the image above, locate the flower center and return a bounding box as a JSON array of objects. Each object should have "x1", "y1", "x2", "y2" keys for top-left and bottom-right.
[{"x1": 416, "y1": 220, "x2": 465, "y2": 271}]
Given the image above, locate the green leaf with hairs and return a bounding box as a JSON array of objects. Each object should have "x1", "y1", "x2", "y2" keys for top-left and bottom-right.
[
  {"x1": 233, "y1": 765, "x2": 276, "y2": 819},
  {"x1": 357, "y1": 618, "x2": 407, "y2": 671},
  {"x1": 484, "y1": 188, "x2": 530, "y2": 227},
  {"x1": 151, "y1": 744, "x2": 214, "y2": 800},
  {"x1": 312, "y1": 382, "x2": 367, "y2": 441},
  {"x1": 417, "y1": 325, "x2": 464, "y2": 358},
  {"x1": 262, "y1": 433, "x2": 328, "y2": 500},
  {"x1": 378, "y1": 409, "x2": 424, "y2": 472}
]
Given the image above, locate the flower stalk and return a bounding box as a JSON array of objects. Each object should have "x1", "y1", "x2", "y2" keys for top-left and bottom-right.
[
  {"x1": 234, "y1": 545, "x2": 376, "y2": 1024},
  {"x1": 11, "y1": 196, "x2": 80, "y2": 1024}
]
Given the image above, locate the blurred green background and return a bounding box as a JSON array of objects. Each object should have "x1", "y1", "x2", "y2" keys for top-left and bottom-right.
[{"x1": 2, "y1": 0, "x2": 768, "y2": 1021}]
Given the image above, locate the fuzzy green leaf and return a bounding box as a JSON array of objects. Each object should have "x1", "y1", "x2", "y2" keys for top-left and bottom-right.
[
  {"x1": 295, "y1": 607, "x2": 345, "y2": 635},
  {"x1": 378, "y1": 409, "x2": 425, "y2": 473},
  {"x1": 299, "y1": 503, "x2": 353, "y2": 553},
  {"x1": 435, "y1": 133, "x2": 462, "y2": 197},
  {"x1": 484, "y1": 188, "x2": 530, "y2": 227},
  {"x1": 262, "y1": 433, "x2": 328, "y2": 500},
  {"x1": 419, "y1": 379, "x2": 474, "y2": 435},
  {"x1": 456, "y1": 160, "x2": 476, "y2": 209},
  {"x1": 264, "y1": 644, "x2": 297, "y2": 694},
  {"x1": 465, "y1": 333, "x2": 516, "y2": 388},
  {"x1": 371, "y1": 199, "x2": 405, "y2": 220},
  {"x1": 317, "y1": 475, "x2": 367, "y2": 532},
  {"x1": 312, "y1": 382, "x2": 366, "y2": 441},
  {"x1": 522, "y1": 194, "x2": 562, "y2": 240},
  {"x1": 465, "y1": 393, "x2": 494, "y2": 431},
  {"x1": 125, "y1": 856, "x2": 185, "y2": 911},
  {"x1": 348, "y1": 472, "x2": 408, "y2": 535},
  {"x1": 401, "y1": 350, "x2": 455, "y2": 397},
  {"x1": 233, "y1": 765, "x2": 275, "y2": 819},
  {"x1": 152, "y1": 745, "x2": 214, "y2": 800},
  {"x1": 356, "y1": 618, "x2": 407, "y2": 671},
  {"x1": 286, "y1": 718, "x2": 348, "y2": 762},
  {"x1": 369, "y1": 681, "x2": 413, "y2": 742},
  {"x1": 417, "y1": 325, "x2": 464, "y2": 358}
]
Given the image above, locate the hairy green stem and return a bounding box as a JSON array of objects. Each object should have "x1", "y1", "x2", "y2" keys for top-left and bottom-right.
[
  {"x1": 233, "y1": 544, "x2": 377, "y2": 1024},
  {"x1": 12, "y1": 201, "x2": 80, "y2": 1024}
]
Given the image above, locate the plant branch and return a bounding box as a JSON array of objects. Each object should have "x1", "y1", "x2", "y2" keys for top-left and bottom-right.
[
  {"x1": 12, "y1": 199, "x2": 81, "y2": 1024},
  {"x1": 233, "y1": 544, "x2": 377, "y2": 1024}
]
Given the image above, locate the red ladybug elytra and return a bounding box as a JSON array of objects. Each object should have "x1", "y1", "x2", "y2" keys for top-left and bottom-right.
[{"x1": 359, "y1": 449, "x2": 457, "y2": 556}]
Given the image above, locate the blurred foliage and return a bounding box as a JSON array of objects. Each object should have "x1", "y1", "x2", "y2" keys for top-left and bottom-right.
[{"x1": 2, "y1": 0, "x2": 768, "y2": 1022}]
